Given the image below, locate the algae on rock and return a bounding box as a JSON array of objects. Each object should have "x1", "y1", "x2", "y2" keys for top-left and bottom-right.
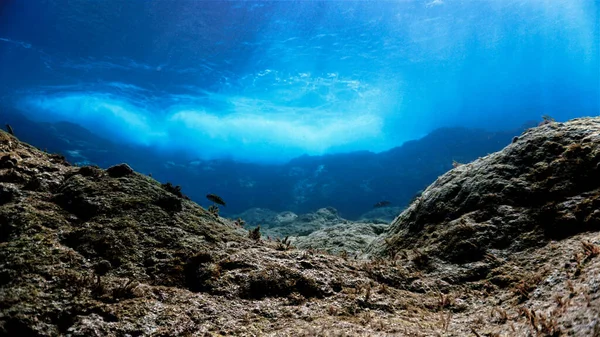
[{"x1": 1, "y1": 119, "x2": 600, "y2": 336}]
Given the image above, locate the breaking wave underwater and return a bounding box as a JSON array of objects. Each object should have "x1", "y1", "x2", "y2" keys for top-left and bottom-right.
[{"x1": 0, "y1": 0, "x2": 598, "y2": 163}]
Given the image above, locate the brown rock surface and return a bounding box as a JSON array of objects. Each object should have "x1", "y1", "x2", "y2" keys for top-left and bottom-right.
[
  {"x1": 234, "y1": 207, "x2": 350, "y2": 239},
  {"x1": 1, "y1": 118, "x2": 600, "y2": 336},
  {"x1": 291, "y1": 222, "x2": 388, "y2": 256},
  {"x1": 369, "y1": 117, "x2": 600, "y2": 261}
]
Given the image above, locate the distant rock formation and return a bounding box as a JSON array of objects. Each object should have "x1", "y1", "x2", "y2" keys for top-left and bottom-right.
[
  {"x1": 290, "y1": 222, "x2": 388, "y2": 256},
  {"x1": 234, "y1": 206, "x2": 350, "y2": 238},
  {"x1": 235, "y1": 206, "x2": 391, "y2": 255},
  {"x1": 1, "y1": 117, "x2": 599, "y2": 336},
  {"x1": 2, "y1": 106, "x2": 528, "y2": 219},
  {"x1": 232, "y1": 207, "x2": 281, "y2": 227},
  {"x1": 357, "y1": 205, "x2": 405, "y2": 223}
]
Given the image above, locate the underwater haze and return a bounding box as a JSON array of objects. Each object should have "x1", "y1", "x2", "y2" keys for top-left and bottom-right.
[{"x1": 1, "y1": 0, "x2": 598, "y2": 163}]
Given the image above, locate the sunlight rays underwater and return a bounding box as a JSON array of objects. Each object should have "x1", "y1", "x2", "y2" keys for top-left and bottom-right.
[{"x1": 2, "y1": 0, "x2": 598, "y2": 163}]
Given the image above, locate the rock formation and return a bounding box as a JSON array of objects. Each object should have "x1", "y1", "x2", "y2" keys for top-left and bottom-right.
[
  {"x1": 291, "y1": 222, "x2": 388, "y2": 256},
  {"x1": 234, "y1": 207, "x2": 351, "y2": 238},
  {"x1": 1, "y1": 117, "x2": 599, "y2": 336},
  {"x1": 369, "y1": 117, "x2": 600, "y2": 263}
]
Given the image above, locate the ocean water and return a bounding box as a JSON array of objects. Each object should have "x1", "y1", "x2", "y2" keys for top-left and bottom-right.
[{"x1": 0, "y1": 0, "x2": 599, "y2": 218}]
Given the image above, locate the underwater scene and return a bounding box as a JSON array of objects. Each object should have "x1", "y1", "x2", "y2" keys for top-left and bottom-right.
[{"x1": 1, "y1": 1, "x2": 600, "y2": 336}]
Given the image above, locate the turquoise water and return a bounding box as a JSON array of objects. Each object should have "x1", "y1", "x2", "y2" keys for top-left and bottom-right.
[{"x1": 0, "y1": 0, "x2": 598, "y2": 163}]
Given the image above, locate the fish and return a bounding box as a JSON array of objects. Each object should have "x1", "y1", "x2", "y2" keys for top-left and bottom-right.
[
  {"x1": 373, "y1": 200, "x2": 391, "y2": 208},
  {"x1": 206, "y1": 193, "x2": 226, "y2": 206}
]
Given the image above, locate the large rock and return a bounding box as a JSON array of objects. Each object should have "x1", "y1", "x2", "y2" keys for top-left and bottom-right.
[
  {"x1": 235, "y1": 206, "x2": 350, "y2": 238},
  {"x1": 369, "y1": 118, "x2": 600, "y2": 264},
  {"x1": 291, "y1": 222, "x2": 388, "y2": 256},
  {"x1": 237, "y1": 207, "x2": 388, "y2": 254},
  {"x1": 233, "y1": 207, "x2": 280, "y2": 227}
]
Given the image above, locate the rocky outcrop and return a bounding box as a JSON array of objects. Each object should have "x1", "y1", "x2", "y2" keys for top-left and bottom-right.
[
  {"x1": 235, "y1": 207, "x2": 388, "y2": 254},
  {"x1": 291, "y1": 222, "x2": 388, "y2": 256},
  {"x1": 0, "y1": 130, "x2": 425, "y2": 336},
  {"x1": 365, "y1": 117, "x2": 600, "y2": 335},
  {"x1": 234, "y1": 206, "x2": 351, "y2": 238},
  {"x1": 1, "y1": 118, "x2": 600, "y2": 336},
  {"x1": 233, "y1": 207, "x2": 302, "y2": 230},
  {"x1": 369, "y1": 117, "x2": 600, "y2": 263}
]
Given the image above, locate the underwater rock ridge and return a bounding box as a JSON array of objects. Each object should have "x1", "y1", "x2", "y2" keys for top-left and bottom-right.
[
  {"x1": 368, "y1": 117, "x2": 600, "y2": 264},
  {"x1": 0, "y1": 118, "x2": 599, "y2": 336}
]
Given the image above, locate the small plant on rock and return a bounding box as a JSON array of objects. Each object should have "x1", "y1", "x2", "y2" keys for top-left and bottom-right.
[
  {"x1": 411, "y1": 249, "x2": 431, "y2": 270},
  {"x1": 452, "y1": 160, "x2": 464, "y2": 168},
  {"x1": 234, "y1": 217, "x2": 246, "y2": 228},
  {"x1": 112, "y1": 278, "x2": 139, "y2": 301},
  {"x1": 581, "y1": 240, "x2": 600, "y2": 260},
  {"x1": 208, "y1": 205, "x2": 219, "y2": 216},
  {"x1": 539, "y1": 115, "x2": 555, "y2": 126},
  {"x1": 248, "y1": 226, "x2": 261, "y2": 241},
  {"x1": 161, "y1": 182, "x2": 189, "y2": 199},
  {"x1": 276, "y1": 236, "x2": 293, "y2": 251}
]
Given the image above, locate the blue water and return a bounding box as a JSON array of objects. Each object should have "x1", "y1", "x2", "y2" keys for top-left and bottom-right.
[{"x1": 0, "y1": 0, "x2": 598, "y2": 163}]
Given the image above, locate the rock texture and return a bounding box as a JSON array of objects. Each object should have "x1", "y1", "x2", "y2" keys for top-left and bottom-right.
[
  {"x1": 235, "y1": 207, "x2": 388, "y2": 255},
  {"x1": 367, "y1": 117, "x2": 600, "y2": 335},
  {"x1": 235, "y1": 207, "x2": 352, "y2": 238},
  {"x1": 291, "y1": 222, "x2": 388, "y2": 256},
  {"x1": 234, "y1": 208, "x2": 295, "y2": 228},
  {"x1": 370, "y1": 117, "x2": 600, "y2": 263},
  {"x1": 1, "y1": 118, "x2": 600, "y2": 336}
]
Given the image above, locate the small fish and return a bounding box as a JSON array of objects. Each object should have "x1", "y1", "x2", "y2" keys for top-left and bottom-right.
[
  {"x1": 5, "y1": 124, "x2": 14, "y2": 136},
  {"x1": 206, "y1": 193, "x2": 226, "y2": 206},
  {"x1": 373, "y1": 200, "x2": 391, "y2": 208}
]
